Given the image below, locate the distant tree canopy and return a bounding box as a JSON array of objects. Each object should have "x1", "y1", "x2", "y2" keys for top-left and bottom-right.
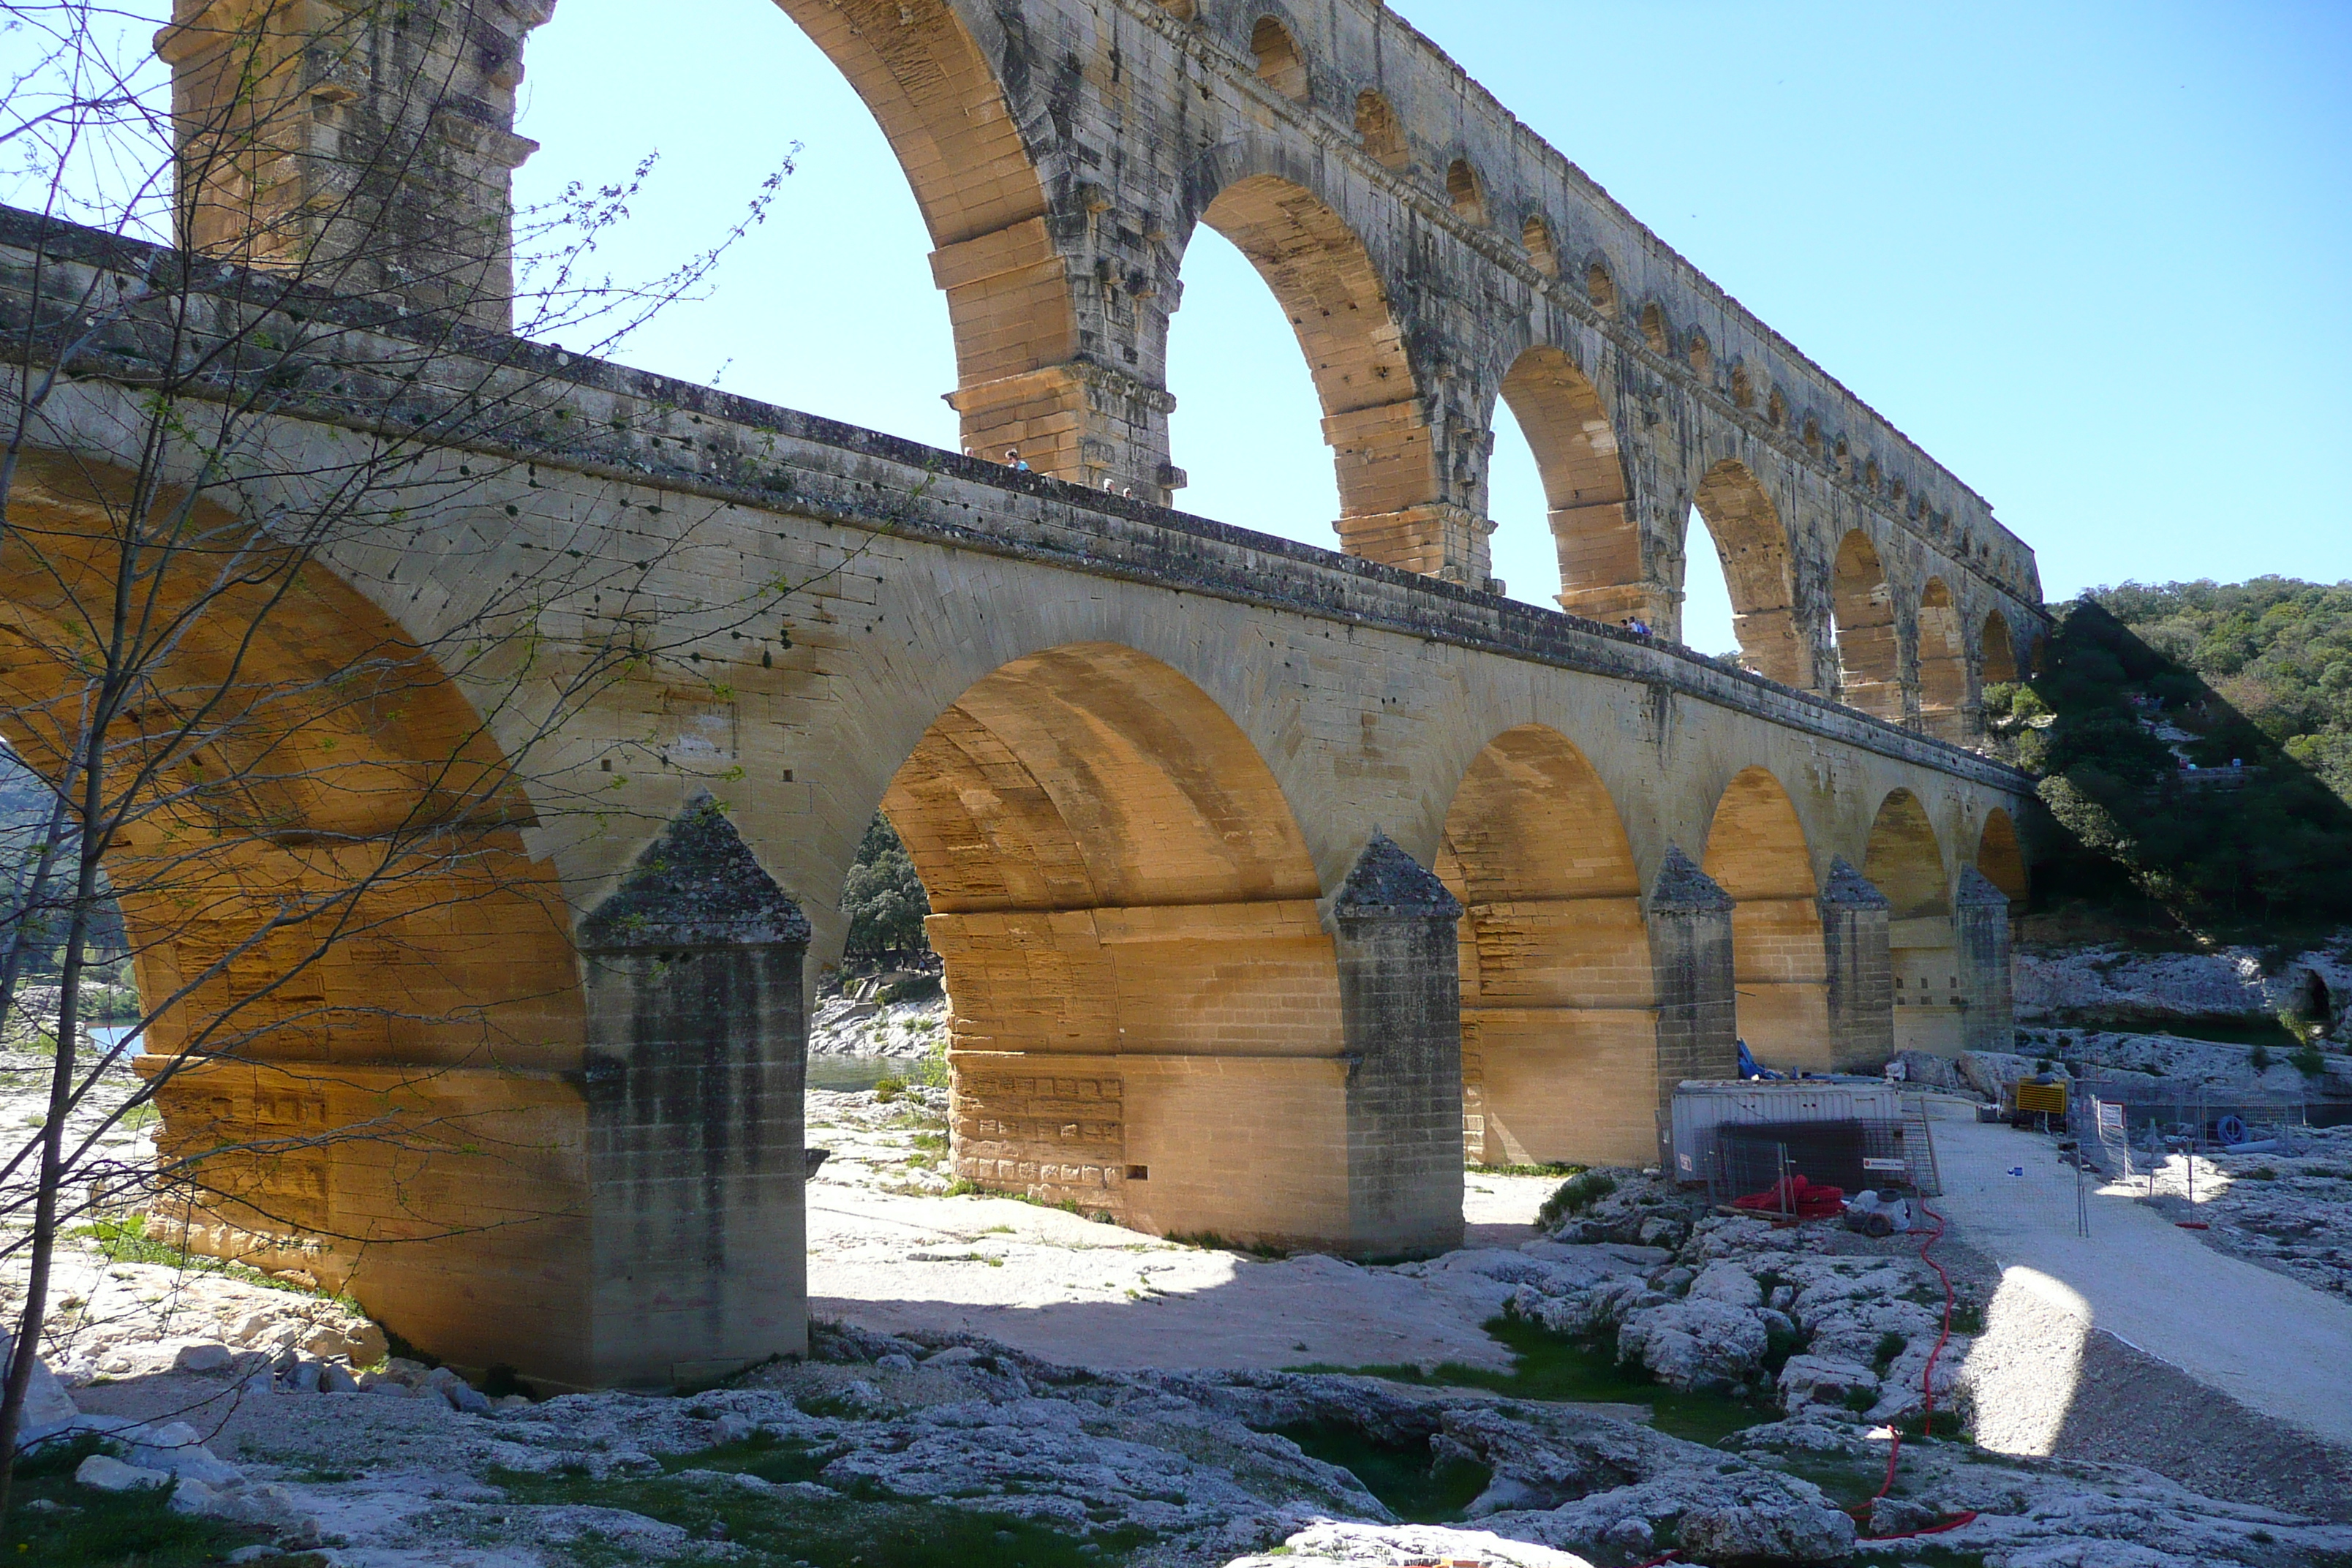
[
  {"x1": 1996, "y1": 581, "x2": 2352, "y2": 931},
  {"x1": 0, "y1": 749, "x2": 128, "y2": 981},
  {"x1": 2095, "y1": 578, "x2": 2352, "y2": 805},
  {"x1": 840, "y1": 813, "x2": 932, "y2": 958}
]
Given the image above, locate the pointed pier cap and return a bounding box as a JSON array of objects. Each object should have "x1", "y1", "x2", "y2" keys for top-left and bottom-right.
[
  {"x1": 1954, "y1": 864, "x2": 2013, "y2": 911},
  {"x1": 1647, "y1": 844, "x2": 1732, "y2": 913},
  {"x1": 1820, "y1": 855, "x2": 1892, "y2": 911},
  {"x1": 578, "y1": 792, "x2": 809, "y2": 954},
  {"x1": 1329, "y1": 831, "x2": 1463, "y2": 924}
]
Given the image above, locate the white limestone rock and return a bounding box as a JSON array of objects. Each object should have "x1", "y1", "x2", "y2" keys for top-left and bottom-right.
[
  {"x1": 75, "y1": 1454, "x2": 170, "y2": 1491},
  {"x1": 1222, "y1": 1520, "x2": 1595, "y2": 1567},
  {"x1": 1685, "y1": 1261, "x2": 1764, "y2": 1308},
  {"x1": 1676, "y1": 1482, "x2": 1861, "y2": 1562},
  {"x1": 0, "y1": 1331, "x2": 78, "y2": 1430},
  {"x1": 1776, "y1": 1353, "x2": 1880, "y2": 1416},
  {"x1": 129, "y1": 1421, "x2": 244, "y2": 1487},
  {"x1": 1615, "y1": 1297, "x2": 1769, "y2": 1392}
]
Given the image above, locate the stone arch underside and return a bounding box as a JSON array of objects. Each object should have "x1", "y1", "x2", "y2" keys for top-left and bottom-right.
[
  {"x1": 1977, "y1": 809, "x2": 2027, "y2": 905},
  {"x1": 1438, "y1": 725, "x2": 1654, "y2": 1167},
  {"x1": 773, "y1": 1, "x2": 1086, "y2": 480},
  {"x1": 1833, "y1": 529, "x2": 1904, "y2": 723},
  {"x1": 1692, "y1": 460, "x2": 1810, "y2": 688},
  {"x1": 1194, "y1": 174, "x2": 1452, "y2": 576},
  {"x1": 1864, "y1": 788, "x2": 1959, "y2": 1053},
  {"x1": 878, "y1": 641, "x2": 1346, "y2": 1246},
  {"x1": 1498, "y1": 346, "x2": 1640, "y2": 625},
  {"x1": 0, "y1": 451, "x2": 587, "y2": 1379},
  {"x1": 1701, "y1": 767, "x2": 1830, "y2": 1071},
  {"x1": 1982, "y1": 608, "x2": 2020, "y2": 685},
  {"x1": 1915, "y1": 578, "x2": 1968, "y2": 742}
]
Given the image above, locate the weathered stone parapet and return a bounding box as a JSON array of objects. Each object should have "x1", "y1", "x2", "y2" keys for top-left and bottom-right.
[
  {"x1": 1820, "y1": 856, "x2": 1895, "y2": 1071},
  {"x1": 1645, "y1": 846, "x2": 1737, "y2": 1133},
  {"x1": 576, "y1": 794, "x2": 810, "y2": 1388},
  {"x1": 1328, "y1": 832, "x2": 1465, "y2": 1258},
  {"x1": 1335, "y1": 502, "x2": 1498, "y2": 591},
  {"x1": 1952, "y1": 865, "x2": 2015, "y2": 1054},
  {"x1": 158, "y1": 0, "x2": 549, "y2": 329}
]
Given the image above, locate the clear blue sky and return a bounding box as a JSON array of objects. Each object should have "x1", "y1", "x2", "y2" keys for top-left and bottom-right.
[
  {"x1": 504, "y1": 1, "x2": 2348, "y2": 649},
  {"x1": 23, "y1": 2, "x2": 2335, "y2": 651}
]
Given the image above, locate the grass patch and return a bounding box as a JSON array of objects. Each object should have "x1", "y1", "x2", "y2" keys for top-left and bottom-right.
[
  {"x1": 1535, "y1": 1171, "x2": 1618, "y2": 1232},
  {"x1": 657, "y1": 1431, "x2": 832, "y2": 1487},
  {"x1": 1287, "y1": 1314, "x2": 1772, "y2": 1445},
  {"x1": 1166, "y1": 1232, "x2": 1290, "y2": 1260},
  {"x1": 3, "y1": 1434, "x2": 258, "y2": 1566},
  {"x1": 69, "y1": 1215, "x2": 347, "y2": 1303},
  {"x1": 1273, "y1": 1422, "x2": 1490, "y2": 1523},
  {"x1": 1470, "y1": 1161, "x2": 1586, "y2": 1179},
  {"x1": 1852, "y1": 1548, "x2": 1989, "y2": 1568},
  {"x1": 489, "y1": 1456, "x2": 1145, "y2": 1568},
  {"x1": 2139, "y1": 1014, "x2": 2307, "y2": 1049}
]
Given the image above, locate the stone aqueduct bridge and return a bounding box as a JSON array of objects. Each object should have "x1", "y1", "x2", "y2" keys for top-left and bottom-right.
[{"x1": 12, "y1": 0, "x2": 2046, "y2": 1387}]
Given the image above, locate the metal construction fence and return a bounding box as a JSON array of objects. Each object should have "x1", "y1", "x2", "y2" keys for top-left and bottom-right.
[
  {"x1": 1672, "y1": 1081, "x2": 1942, "y2": 1194},
  {"x1": 2076, "y1": 1079, "x2": 2314, "y2": 1184},
  {"x1": 1673, "y1": 1082, "x2": 1945, "y2": 1214}
]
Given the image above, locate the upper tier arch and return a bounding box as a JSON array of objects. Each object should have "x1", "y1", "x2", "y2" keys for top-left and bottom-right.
[{"x1": 159, "y1": 0, "x2": 2050, "y2": 724}]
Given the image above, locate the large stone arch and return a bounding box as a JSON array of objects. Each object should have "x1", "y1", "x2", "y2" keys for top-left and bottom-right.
[
  {"x1": 1175, "y1": 157, "x2": 1445, "y2": 573},
  {"x1": 1915, "y1": 576, "x2": 1968, "y2": 742},
  {"x1": 1700, "y1": 766, "x2": 1828, "y2": 1071},
  {"x1": 1691, "y1": 459, "x2": 1810, "y2": 688},
  {"x1": 1832, "y1": 529, "x2": 1904, "y2": 723},
  {"x1": 1496, "y1": 344, "x2": 1637, "y2": 625},
  {"x1": 763, "y1": 1, "x2": 1083, "y2": 480},
  {"x1": 1977, "y1": 807, "x2": 2028, "y2": 905},
  {"x1": 1438, "y1": 724, "x2": 1654, "y2": 1166},
  {"x1": 0, "y1": 451, "x2": 590, "y2": 1378},
  {"x1": 1863, "y1": 787, "x2": 1959, "y2": 1052},
  {"x1": 879, "y1": 642, "x2": 1348, "y2": 1247},
  {"x1": 1981, "y1": 608, "x2": 2021, "y2": 685}
]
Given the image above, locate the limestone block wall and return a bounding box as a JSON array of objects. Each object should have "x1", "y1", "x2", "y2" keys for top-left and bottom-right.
[
  {"x1": 4, "y1": 208, "x2": 2036, "y2": 1376},
  {"x1": 151, "y1": 0, "x2": 2050, "y2": 740}
]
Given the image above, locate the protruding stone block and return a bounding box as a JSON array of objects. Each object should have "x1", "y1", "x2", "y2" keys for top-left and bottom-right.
[
  {"x1": 576, "y1": 794, "x2": 809, "y2": 1387},
  {"x1": 1327, "y1": 832, "x2": 1465, "y2": 1258},
  {"x1": 1647, "y1": 845, "x2": 1737, "y2": 1131},
  {"x1": 157, "y1": 0, "x2": 551, "y2": 329},
  {"x1": 1820, "y1": 856, "x2": 1894, "y2": 1071},
  {"x1": 1952, "y1": 866, "x2": 2015, "y2": 1054}
]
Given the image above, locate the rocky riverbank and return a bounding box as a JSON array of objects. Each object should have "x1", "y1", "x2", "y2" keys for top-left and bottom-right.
[
  {"x1": 11, "y1": 1101, "x2": 2352, "y2": 1565},
  {"x1": 2017, "y1": 936, "x2": 2352, "y2": 1045},
  {"x1": 806, "y1": 968, "x2": 950, "y2": 1060},
  {"x1": 2141, "y1": 1123, "x2": 2352, "y2": 1299}
]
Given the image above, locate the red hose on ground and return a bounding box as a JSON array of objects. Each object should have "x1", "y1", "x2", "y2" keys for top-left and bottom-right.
[
  {"x1": 1622, "y1": 1201, "x2": 1981, "y2": 1568},
  {"x1": 1846, "y1": 1199, "x2": 1978, "y2": 1542}
]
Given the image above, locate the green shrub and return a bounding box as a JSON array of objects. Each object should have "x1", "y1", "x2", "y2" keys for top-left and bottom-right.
[
  {"x1": 842, "y1": 814, "x2": 932, "y2": 958},
  {"x1": 1536, "y1": 1171, "x2": 1618, "y2": 1232},
  {"x1": 880, "y1": 973, "x2": 943, "y2": 1006}
]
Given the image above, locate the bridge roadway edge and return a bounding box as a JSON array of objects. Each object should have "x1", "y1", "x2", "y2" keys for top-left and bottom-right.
[
  {"x1": 0, "y1": 205, "x2": 2029, "y2": 796},
  {"x1": 0, "y1": 204, "x2": 2037, "y2": 1382}
]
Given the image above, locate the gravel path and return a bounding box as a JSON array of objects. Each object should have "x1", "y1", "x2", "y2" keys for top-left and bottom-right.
[{"x1": 1936, "y1": 1115, "x2": 2352, "y2": 1451}]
